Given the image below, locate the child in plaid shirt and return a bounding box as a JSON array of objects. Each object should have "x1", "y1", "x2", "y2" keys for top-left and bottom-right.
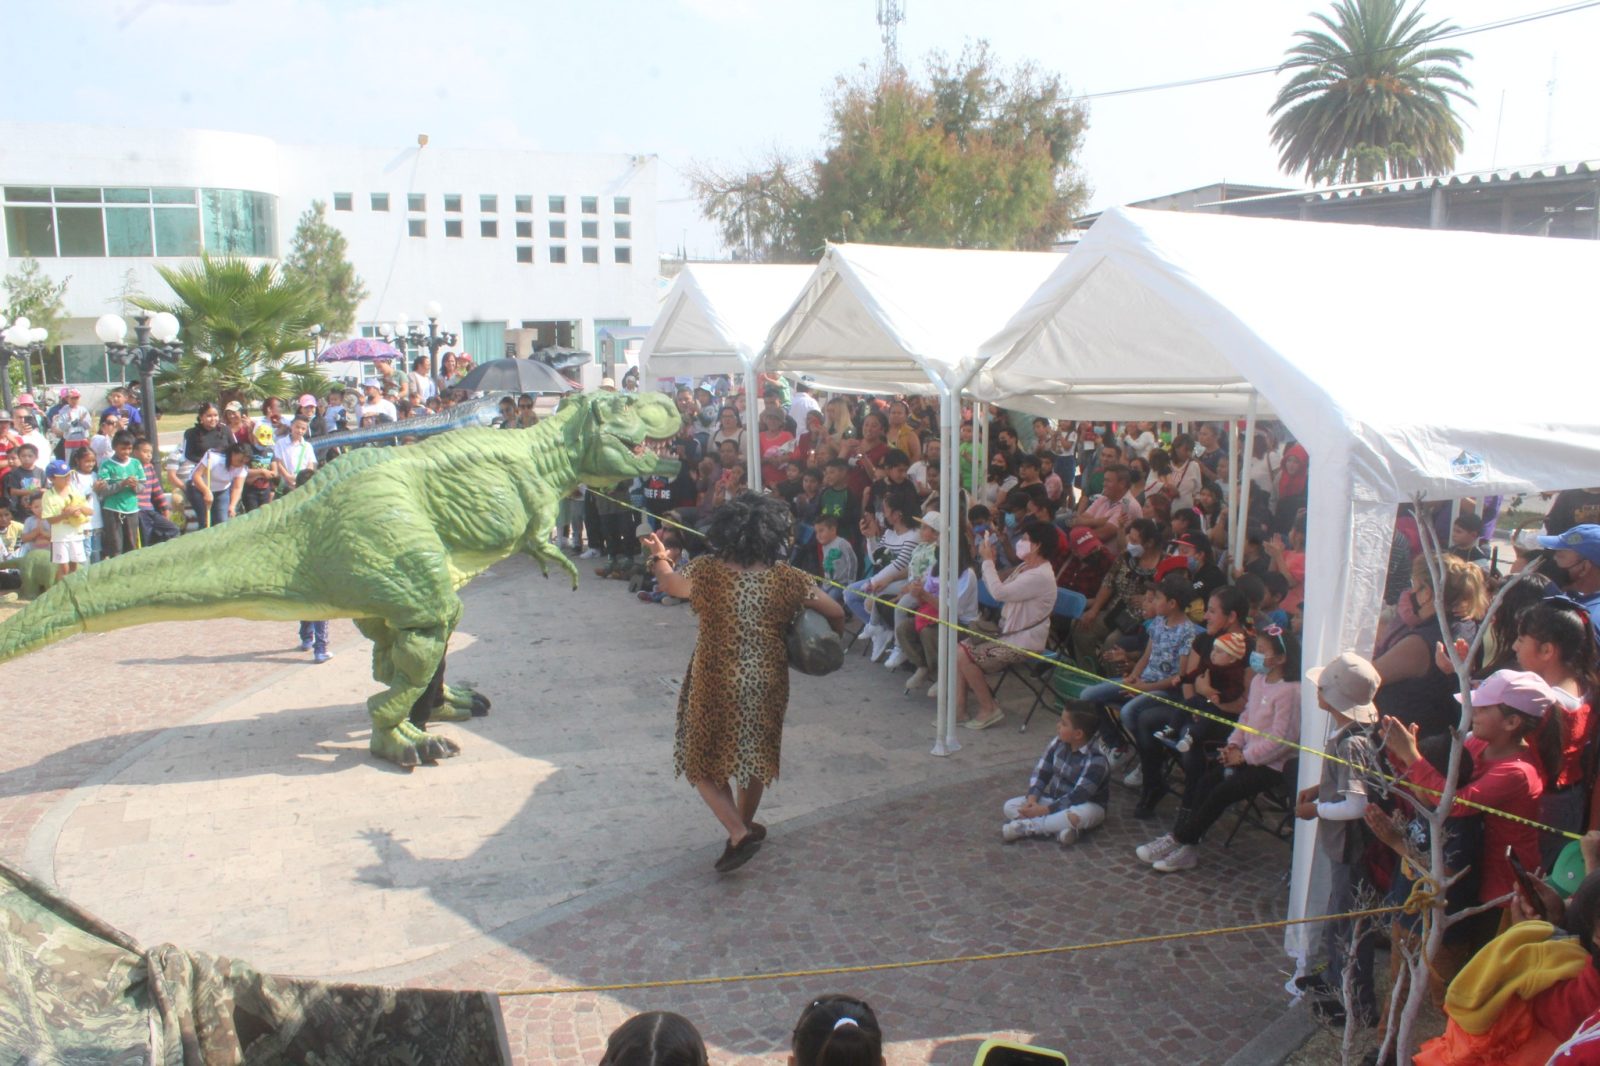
[{"x1": 1001, "y1": 702, "x2": 1111, "y2": 846}]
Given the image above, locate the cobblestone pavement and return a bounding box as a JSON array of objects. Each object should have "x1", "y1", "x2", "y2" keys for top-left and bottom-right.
[{"x1": 0, "y1": 559, "x2": 1296, "y2": 1064}]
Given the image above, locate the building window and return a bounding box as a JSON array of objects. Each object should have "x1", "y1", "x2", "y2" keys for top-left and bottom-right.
[
  {"x1": 333, "y1": 193, "x2": 353, "y2": 211},
  {"x1": 106, "y1": 207, "x2": 153, "y2": 256},
  {"x1": 515, "y1": 219, "x2": 532, "y2": 238},
  {"x1": 581, "y1": 196, "x2": 598, "y2": 214},
  {"x1": 445, "y1": 218, "x2": 462, "y2": 237},
  {"x1": 480, "y1": 194, "x2": 497, "y2": 213},
  {"x1": 615, "y1": 246, "x2": 632, "y2": 264},
  {"x1": 614, "y1": 196, "x2": 631, "y2": 215},
  {"x1": 408, "y1": 193, "x2": 425, "y2": 212},
  {"x1": 515, "y1": 195, "x2": 532, "y2": 213},
  {"x1": 4, "y1": 185, "x2": 273, "y2": 259},
  {"x1": 580, "y1": 220, "x2": 598, "y2": 239},
  {"x1": 549, "y1": 220, "x2": 566, "y2": 239},
  {"x1": 614, "y1": 220, "x2": 631, "y2": 240},
  {"x1": 516, "y1": 245, "x2": 533, "y2": 263},
  {"x1": 581, "y1": 246, "x2": 598, "y2": 264},
  {"x1": 153, "y1": 207, "x2": 201, "y2": 255},
  {"x1": 371, "y1": 193, "x2": 390, "y2": 211},
  {"x1": 57, "y1": 207, "x2": 106, "y2": 257},
  {"x1": 480, "y1": 219, "x2": 498, "y2": 238},
  {"x1": 4, "y1": 206, "x2": 56, "y2": 257},
  {"x1": 550, "y1": 245, "x2": 567, "y2": 264},
  {"x1": 444, "y1": 194, "x2": 462, "y2": 212},
  {"x1": 408, "y1": 218, "x2": 426, "y2": 237},
  {"x1": 548, "y1": 195, "x2": 566, "y2": 213}
]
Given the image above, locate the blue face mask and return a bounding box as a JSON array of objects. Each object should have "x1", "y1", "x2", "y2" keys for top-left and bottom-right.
[
  {"x1": 972, "y1": 522, "x2": 991, "y2": 539},
  {"x1": 1003, "y1": 512, "x2": 1018, "y2": 530},
  {"x1": 1186, "y1": 555, "x2": 1201, "y2": 573},
  {"x1": 1249, "y1": 651, "x2": 1268, "y2": 674}
]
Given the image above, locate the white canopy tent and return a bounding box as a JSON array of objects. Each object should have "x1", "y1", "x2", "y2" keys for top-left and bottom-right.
[
  {"x1": 639, "y1": 263, "x2": 816, "y2": 478},
  {"x1": 761, "y1": 242, "x2": 1066, "y2": 754},
  {"x1": 978, "y1": 206, "x2": 1600, "y2": 961}
]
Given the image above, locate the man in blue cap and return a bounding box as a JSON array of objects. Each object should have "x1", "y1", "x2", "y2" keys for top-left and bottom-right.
[{"x1": 1537, "y1": 524, "x2": 1600, "y2": 646}]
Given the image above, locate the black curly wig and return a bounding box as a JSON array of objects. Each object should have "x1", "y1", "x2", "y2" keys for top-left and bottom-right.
[{"x1": 705, "y1": 491, "x2": 793, "y2": 566}]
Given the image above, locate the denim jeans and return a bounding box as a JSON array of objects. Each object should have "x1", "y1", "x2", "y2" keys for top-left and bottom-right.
[
  {"x1": 298, "y1": 621, "x2": 328, "y2": 655},
  {"x1": 1079, "y1": 679, "x2": 1134, "y2": 746},
  {"x1": 844, "y1": 578, "x2": 906, "y2": 627}
]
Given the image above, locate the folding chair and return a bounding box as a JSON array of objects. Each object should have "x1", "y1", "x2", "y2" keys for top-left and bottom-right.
[{"x1": 1223, "y1": 756, "x2": 1299, "y2": 847}]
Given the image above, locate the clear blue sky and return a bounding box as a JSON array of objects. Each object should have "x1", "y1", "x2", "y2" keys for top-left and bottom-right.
[{"x1": 17, "y1": 0, "x2": 1600, "y2": 258}]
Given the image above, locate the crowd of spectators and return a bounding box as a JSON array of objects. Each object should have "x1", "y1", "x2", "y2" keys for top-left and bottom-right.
[{"x1": 7, "y1": 356, "x2": 1600, "y2": 1056}]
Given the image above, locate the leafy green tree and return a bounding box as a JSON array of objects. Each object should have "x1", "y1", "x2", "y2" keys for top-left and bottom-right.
[
  {"x1": 692, "y1": 43, "x2": 1090, "y2": 259},
  {"x1": 137, "y1": 256, "x2": 329, "y2": 410},
  {"x1": 1269, "y1": 0, "x2": 1473, "y2": 184},
  {"x1": 282, "y1": 199, "x2": 368, "y2": 338},
  {"x1": 2, "y1": 259, "x2": 70, "y2": 392}
]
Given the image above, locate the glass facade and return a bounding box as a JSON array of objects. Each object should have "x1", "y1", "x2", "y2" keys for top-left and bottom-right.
[{"x1": 2, "y1": 185, "x2": 276, "y2": 258}]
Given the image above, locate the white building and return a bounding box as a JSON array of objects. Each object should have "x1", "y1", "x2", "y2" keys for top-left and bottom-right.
[{"x1": 0, "y1": 122, "x2": 660, "y2": 396}]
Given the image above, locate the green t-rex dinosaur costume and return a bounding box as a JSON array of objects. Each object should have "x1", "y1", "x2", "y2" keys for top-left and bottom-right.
[{"x1": 0, "y1": 391, "x2": 681, "y2": 769}]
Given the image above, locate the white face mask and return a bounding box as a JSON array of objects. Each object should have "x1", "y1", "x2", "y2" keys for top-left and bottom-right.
[
  {"x1": 1014, "y1": 539, "x2": 1034, "y2": 559},
  {"x1": 1126, "y1": 542, "x2": 1145, "y2": 559}
]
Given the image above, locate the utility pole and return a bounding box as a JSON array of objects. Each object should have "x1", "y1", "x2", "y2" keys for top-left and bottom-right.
[{"x1": 876, "y1": 0, "x2": 905, "y2": 69}]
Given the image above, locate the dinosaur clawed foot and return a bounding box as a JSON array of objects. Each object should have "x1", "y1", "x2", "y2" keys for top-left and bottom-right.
[
  {"x1": 371, "y1": 722, "x2": 461, "y2": 768},
  {"x1": 436, "y1": 684, "x2": 491, "y2": 721}
]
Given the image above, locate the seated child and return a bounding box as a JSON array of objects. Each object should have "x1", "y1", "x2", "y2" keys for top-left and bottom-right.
[
  {"x1": 1001, "y1": 703, "x2": 1111, "y2": 846},
  {"x1": 1449, "y1": 511, "x2": 1490, "y2": 569},
  {"x1": 636, "y1": 529, "x2": 687, "y2": 604},
  {"x1": 812, "y1": 515, "x2": 858, "y2": 603}
]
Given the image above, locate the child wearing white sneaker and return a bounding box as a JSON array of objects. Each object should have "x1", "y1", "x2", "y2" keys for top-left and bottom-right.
[
  {"x1": 1001, "y1": 703, "x2": 1110, "y2": 846},
  {"x1": 882, "y1": 509, "x2": 942, "y2": 671}
]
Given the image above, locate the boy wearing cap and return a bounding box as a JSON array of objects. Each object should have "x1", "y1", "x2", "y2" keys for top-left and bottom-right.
[
  {"x1": 1295, "y1": 651, "x2": 1384, "y2": 1026},
  {"x1": 881, "y1": 509, "x2": 942, "y2": 670},
  {"x1": 1537, "y1": 525, "x2": 1600, "y2": 646},
  {"x1": 40, "y1": 460, "x2": 92, "y2": 577},
  {"x1": 1057, "y1": 525, "x2": 1113, "y2": 599}
]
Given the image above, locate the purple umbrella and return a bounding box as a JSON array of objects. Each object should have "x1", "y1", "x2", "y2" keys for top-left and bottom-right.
[{"x1": 317, "y1": 337, "x2": 404, "y2": 363}]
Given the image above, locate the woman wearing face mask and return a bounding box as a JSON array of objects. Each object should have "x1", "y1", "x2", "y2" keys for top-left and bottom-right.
[
  {"x1": 1374, "y1": 554, "x2": 1490, "y2": 739},
  {"x1": 954, "y1": 519, "x2": 1061, "y2": 731},
  {"x1": 977, "y1": 453, "x2": 1017, "y2": 510},
  {"x1": 1073, "y1": 518, "x2": 1163, "y2": 667}
]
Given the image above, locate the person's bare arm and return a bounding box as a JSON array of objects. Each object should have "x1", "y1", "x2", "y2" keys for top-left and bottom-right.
[{"x1": 1374, "y1": 633, "x2": 1430, "y2": 685}]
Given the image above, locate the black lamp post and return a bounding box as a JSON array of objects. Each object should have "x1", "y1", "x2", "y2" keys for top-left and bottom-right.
[
  {"x1": 97, "y1": 311, "x2": 182, "y2": 461},
  {"x1": 406, "y1": 301, "x2": 457, "y2": 373},
  {"x1": 0, "y1": 316, "x2": 47, "y2": 412}
]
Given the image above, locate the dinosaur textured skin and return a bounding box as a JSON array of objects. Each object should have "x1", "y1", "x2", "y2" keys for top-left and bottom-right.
[{"x1": 0, "y1": 392, "x2": 681, "y2": 769}]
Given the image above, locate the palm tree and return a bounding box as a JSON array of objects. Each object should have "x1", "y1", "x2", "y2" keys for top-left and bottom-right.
[
  {"x1": 1269, "y1": 0, "x2": 1473, "y2": 185},
  {"x1": 136, "y1": 256, "x2": 330, "y2": 411}
]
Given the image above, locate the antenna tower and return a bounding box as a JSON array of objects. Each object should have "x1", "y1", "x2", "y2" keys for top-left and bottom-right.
[{"x1": 876, "y1": 0, "x2": 905, "y2": 68}]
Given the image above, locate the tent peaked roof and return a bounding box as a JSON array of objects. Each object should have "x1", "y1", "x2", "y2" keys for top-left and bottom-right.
[
  {"x1": 762, "y1": 242, "x2": 1064, "y2": 393},
  {"x1": 640, "y1": 263, "x2": 815, "y2": 379},
  {"x1": 979, "y1": 206, "x2": 1600, "y2": 499}
]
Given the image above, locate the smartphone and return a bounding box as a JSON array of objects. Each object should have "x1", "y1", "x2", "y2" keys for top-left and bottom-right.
[
  {"x1": 972, "y1": 1039, "x2": 1068, "y2": 1066},
  {"x1": 635, "y1": 520, "x2": 654, "y2": 538},
  {"x1": 1507, "y1": 846, "x2": 1544, "y2": 904}
]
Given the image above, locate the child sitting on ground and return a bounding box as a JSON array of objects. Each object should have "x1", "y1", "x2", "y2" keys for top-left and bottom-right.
[{"x1": 1001, "y1": 702, "x2": 1111, "y2": 846}]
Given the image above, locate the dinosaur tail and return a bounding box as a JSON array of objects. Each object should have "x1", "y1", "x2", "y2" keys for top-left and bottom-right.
[{"x1": 0, "y1": 519, "x2": 287, "y2": 665}]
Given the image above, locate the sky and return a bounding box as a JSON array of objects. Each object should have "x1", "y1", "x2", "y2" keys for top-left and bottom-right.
[{"x1": 13, "y1": 0, "x2": 1600, "y2": 259}]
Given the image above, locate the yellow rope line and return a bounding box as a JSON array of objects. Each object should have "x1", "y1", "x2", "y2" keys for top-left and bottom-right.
[
  {"x1": 593, "y1": 489, "x2": 1581, "y2": 842},
  {"x1": 497, "y1": 904, "x2": 1405, "y2": 997}
]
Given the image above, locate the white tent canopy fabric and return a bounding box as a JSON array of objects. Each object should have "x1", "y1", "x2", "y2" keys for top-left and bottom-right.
[
  {"x1": 762, "y1": 243, "x2": 1065, "y2": 393},
  {"x1": 639, "y1": 263, "x2": 815, "y2": 476},
  {"x1": 639, "y1": 263, "x2": 815, "y2": 382},
  {"x1": 979, "y1": 206, "x2": 1600, "y2": 959}
]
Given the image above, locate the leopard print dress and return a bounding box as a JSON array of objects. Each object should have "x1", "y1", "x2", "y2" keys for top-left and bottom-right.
[{"x1": 673, "y1": 557, "x2": 814, "y2": 788}]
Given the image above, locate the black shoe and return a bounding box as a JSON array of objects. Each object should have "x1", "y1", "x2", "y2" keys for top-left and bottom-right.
[
  {"x1": 1308, "y1": 991, "x2": 1346, "y2": 1027},
  {"x1": 714, "y1": 834, "x2": 762, "y2": 873}
]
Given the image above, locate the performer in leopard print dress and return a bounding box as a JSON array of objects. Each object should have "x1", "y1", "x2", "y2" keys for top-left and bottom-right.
[{"x1": 641, "y1": 493, "x2": 845, "y2": 873}]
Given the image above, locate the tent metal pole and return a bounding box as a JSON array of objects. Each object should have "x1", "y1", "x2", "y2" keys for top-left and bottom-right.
[
  {"x1": 1227, "y1": 415, "x2": 1240, "y2": 570},
  {"x1": 1235, "y1": 393, "x2": 1259, "y2": 568},
  {"x1": 934, "y1": 380, "x2": 965, "y2": 756},
  {"x1": 742, "y1": 362, "x2": 762, "y2": 484}
]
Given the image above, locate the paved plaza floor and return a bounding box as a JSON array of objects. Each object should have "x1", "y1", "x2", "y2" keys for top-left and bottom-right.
[{"x1": 0, "y1": 555, "x2": 1298, "y2": 1064}]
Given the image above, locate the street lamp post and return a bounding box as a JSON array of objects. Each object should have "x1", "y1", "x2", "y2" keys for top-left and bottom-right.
[
  {"x1": 0, "y1": 316, "x2": 48, "y2": 411},
  {"x1": 97, "y1": 311, "x2": 182, "y2": 461},
  {"x1": 402, "y1": 301, "x2": 457, "y2": 372},
  {"x1": 305, "y1": 323, "x2": 323, "y2": 365}
]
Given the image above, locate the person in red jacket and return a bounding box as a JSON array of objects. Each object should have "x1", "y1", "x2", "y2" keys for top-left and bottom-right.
[{"x1": 1383, "y1": 669, "x2": 1565, "y2": 945}]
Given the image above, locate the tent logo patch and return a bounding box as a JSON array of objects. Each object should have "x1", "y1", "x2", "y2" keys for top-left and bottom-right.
[{"x1": 1450, "y1": 450, "x2": 1485, "y2": 484}]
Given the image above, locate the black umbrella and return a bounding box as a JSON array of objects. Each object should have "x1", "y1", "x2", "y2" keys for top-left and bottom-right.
[
  {"x1": 532, "y1": 345, "x2": 591, "y2": 372},
  {"x1": 455, "y1": 358, "x2": 575, "y2": 395}
]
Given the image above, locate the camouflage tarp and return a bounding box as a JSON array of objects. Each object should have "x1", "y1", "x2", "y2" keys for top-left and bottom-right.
[{"x1": 0, "y1": 860, "x2": 510, "y2": 1065}]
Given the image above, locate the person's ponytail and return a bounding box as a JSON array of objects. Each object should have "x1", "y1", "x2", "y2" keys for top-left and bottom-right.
[{"x1": 792, "y1": 994, "x2": 883, "y2": 1066}]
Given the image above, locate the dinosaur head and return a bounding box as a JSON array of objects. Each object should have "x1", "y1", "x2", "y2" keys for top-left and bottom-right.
[{"x1": 568, "y1": 390, "x2": 682, "y2": 482}]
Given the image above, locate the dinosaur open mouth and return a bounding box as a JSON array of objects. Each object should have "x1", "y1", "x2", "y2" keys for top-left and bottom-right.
[{"x1": 610, "y1": 432, "x2": 676, "y2": 459}]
